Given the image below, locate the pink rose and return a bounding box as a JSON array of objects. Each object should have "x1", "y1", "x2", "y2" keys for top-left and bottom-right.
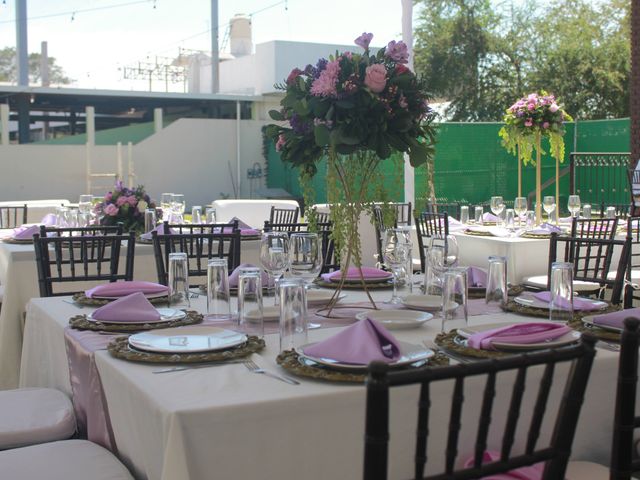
[
  {"x1": 116, "y1": 196, "x2": 127, "y2": 207},
  {"x1": 276, "y1": 134, "x2": 286, "y2": 152},
  {"x1": 286, "y1": 68, "x2": 302, "y2": 86},
  {"x1": 364, "y1": 64, "x2": 387, "y2": 93},
  {"x1": 127, "y1": 195, "x2": 137, "y2": 207},
  {"x1": 549, "y1": 103, "x2": 559, "y2": 112},
  {"x1": 527, "y1": 103, "x2": 535, "y2": 111},
  {"x1": 524, "y1": 119, "x2": 533, "y2": 127},
  {"x1": 543, "y1": 122, "x2": 550, "y2": 129},
  {"x1": 104, "y1": 204, "x2": 119, "y2": 216}
]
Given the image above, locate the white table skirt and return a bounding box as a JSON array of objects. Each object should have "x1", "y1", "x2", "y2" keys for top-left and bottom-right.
[{"x1": 20, "y1": 292, "x2": 622, "y2": 480}]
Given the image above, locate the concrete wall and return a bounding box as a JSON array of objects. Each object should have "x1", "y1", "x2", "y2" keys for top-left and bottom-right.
[{"x1": 0, "y1": 118, "x2": 269, "y2": 207}]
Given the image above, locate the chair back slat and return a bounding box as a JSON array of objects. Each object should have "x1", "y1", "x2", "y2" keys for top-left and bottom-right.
[
  {"x1": 445, "y1": 377, "x2": 465, "y2": 475},
  {"x1": 501, "y1": 367, "x2": 528, "y2": 461},
  {"x1": 0, "y1": 204, "x2": 27, "y2": 229},
  {"x1": 526, "y1": 363, "x2": 556, "y2": 454},
  {"x1": 269, "y1": 206, "x2": 300, "y2": 227},
  {"x1": 571, "y1": 217, "x2": 618, "y2": 240},
  {"x1": 473, "y1": 371, "x2": 497, "y2": 468},
  {"x1": 372, "y1": 203, "x2": 413, "y2": 266},
  {"x1": 414, "y1": 382, "x2": 431, "y2": 480},
  {"x1": 415, "y1": 212, "x2": 449, "y2": 272},
  {"x1": 624, "y1": 216, "x2": 640, "y2": 307}
]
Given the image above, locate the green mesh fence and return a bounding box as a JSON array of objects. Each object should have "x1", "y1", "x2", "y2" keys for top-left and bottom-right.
[{"x1": 266, "y1": 118, "x2": 630, "y2": 211}]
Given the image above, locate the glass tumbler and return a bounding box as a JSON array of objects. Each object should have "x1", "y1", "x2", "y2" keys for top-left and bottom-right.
[
  {"x1": 505, "y1": 209, "x2": 515, "y2": 230},
  {"x1": 460, "y1": 206, "x2": 469, "y2": 224},
  {"x1": 525, "y1": 211, "x2": 535, "y2": 228},
  {"x1": 205, "y1": 207, "x2": 216, "y2": 224},
  {"x1": 144, "y1": 208, "x2": 157, "y2": 233},
  {"x1": 441, "y1": 267, "x2": 468, "y2": 333},
  {"x1": 237, "y1": 267, "x2": 264, "y2": 338},
  {"x1": 396, "y1": 226, "x2": 414, "y2": 293},
  {"x1": 474, "y1": 206, "x2": 484, "y2": 224},
  {"x1": 582, "y1": 204, "x2": 592, "y2": 219},
  {"x1": 278, "y1": 278, "x2": 308, "y2": 353},
  {"x1": 206, "y1": 258, "x2": 231, "y2": 318},
  {"x1": 78, "y1": 194, "x2": 93, "y2": 214},
  {"x1": 485, "y1": 256, "x2": 507, "y2": 307},
  {"x1": 191, "y1": 206, "x2": 202, "y2": 224},
  {"x1": 606, "y1": 206, "x2": 616, "y2": 219},
  {"x1": 168, "y1": 252, "x2": 190, "y2": 307},
  {"x1": 549, "y1": 262, "x2": 573, "y2": 322},
  {"x1": 424, "y1": 244, "x2": 445, "y2": 296}
]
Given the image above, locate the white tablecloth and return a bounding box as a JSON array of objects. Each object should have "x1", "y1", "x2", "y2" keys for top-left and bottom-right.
[{"x1": 20, "y1": 291, "x2": 622, "y2": 480}]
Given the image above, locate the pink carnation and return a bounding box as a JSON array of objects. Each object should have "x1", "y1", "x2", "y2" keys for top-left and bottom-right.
[
  {"x1": 527, "y1": 102, "x2": 535, "y2": 111},
  {"x1": 364, "y1": 64, "x2": 387, "y2": 93},
  {"x1": 127, "y1": 195, "x2": 137, "y2": 207},
  {"x1": 310, "y1": 60, "x2": 340, "y2": 97},
  {"x1": 524, "y1": 118, "x2": 533, "y2": 127},
  {"x1": 104, "y1": 204, "x2": 119, "y2": 216}
]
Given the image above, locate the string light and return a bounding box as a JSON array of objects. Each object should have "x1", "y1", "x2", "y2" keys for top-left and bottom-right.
[{"x1": 0, "y1": 0, "x2": 156, "y2": 24}]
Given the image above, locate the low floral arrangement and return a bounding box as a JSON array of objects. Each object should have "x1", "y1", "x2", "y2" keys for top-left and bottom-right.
[
  {"x1": 264, "y1": 32, "x2": 436, "y2": 175},
  {"x1": 498, "y1": 91, "x2": 573, "y2": 164},
  {"x1": 98, "y1": 181, "x2": 155, "y2": 233}
]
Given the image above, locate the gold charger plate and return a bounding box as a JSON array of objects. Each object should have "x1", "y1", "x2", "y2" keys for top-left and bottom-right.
[
  {"x1": 435, "y1": 330, "x2": 511, "y2": 359},
  {"x1": 313, "y1": 278, "x2": 393, "y2": 290},
  {"x1": 69, "y1": 310, "x2": 203, "y2": 332},
  {"x1": 276, "y1": 349, "x2": 449, "y2": 383},
  {"x1": 501, "y1": 298, "x2": 620, "y2": 321},
  {"x1": 568, "y1": 317, "x2": 621, "y2": 341},
  {"x1": 72, "y1": 292, "x2": 175, "y2": 307},
  {"x1": 463, "y1": 229, "x2": 494, "y2": 237},
  {"x1": 2, "y1": 237, "x2": 33, "y2": 244},
  {"x1": 108, "y1": 334, "x2": 265, "y2": 363}
]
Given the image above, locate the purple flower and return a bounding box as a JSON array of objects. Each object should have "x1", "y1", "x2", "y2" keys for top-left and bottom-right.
[
  {"x1": 104, "y1": 192, "x2": 113, "y2": 202},
  {"x1": 355, "y1": 32, "x2": 373, "y2": 50},
  {"x1": 313, "y1": 58, "x2": 328, "y2": 79},
  {"x1": 385, "y1": 40, "x2": 409, "y2": 64},
  {"x1": 290, "y1": 113, "x2": 311, "y2": 134},
  {"x1": 115, "y1": 180, "x2": 124, "y2": 191}
]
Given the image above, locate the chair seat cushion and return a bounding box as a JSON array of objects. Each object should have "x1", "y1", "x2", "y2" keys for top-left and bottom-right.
[
  {"x1": 0, "y1": 440, "x2": 133, "y2": 480},
  {"x1": 522, "y1": 275, "x2": 601, "y2": 292},
  {"x1": 0, "y1": 388, "x2": 76, "y2": 449}
]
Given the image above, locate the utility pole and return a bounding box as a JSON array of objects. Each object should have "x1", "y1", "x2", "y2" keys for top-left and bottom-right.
[
  {"x1": 211, "y1": 0, "x2": 219, "y2": 93},
  {"x1": 15, "y1": 0, "x2": 30, "y2": 143}
]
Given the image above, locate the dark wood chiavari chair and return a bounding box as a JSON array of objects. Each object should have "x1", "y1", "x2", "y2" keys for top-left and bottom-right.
[
  {"x1": 571, "y1": 217, "x2": 619, "y2": 239},
  {"x1": 0, "y1": 204, "x2": 27, "y2": 229},
  {"x1": 33, "y1": 232, "x2": 136, "y2": 297},
  {"x1": 414, "y1": 211, "x2": 449, "y2": 272},
  {"x1": 372, "y1": 203, "x2": 413, "y2": 266},
  {"x1": 623, "y1": 216, "x2": 640, "y2": 308},
  {"x1": 162, "y1": 220, "x2": 238, "y2": 235},
  {"x1": 269, "y1": 206, "x2": 300, "y2": 227}
]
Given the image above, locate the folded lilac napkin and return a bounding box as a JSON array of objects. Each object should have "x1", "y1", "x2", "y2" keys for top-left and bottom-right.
[
  {"x1": 526, "y1": 222, "x2": 563, "y2": 235},
  {"x1": 467, "y1": 266, "x2": 487, "y2": 288},
  {"x1": 592, "y1": 308, "x2": 640, "y2": 330},
  {"x1": 91, "y1": 292, "x2": 161, "y2": 322},
  {"x1": 230, "y1": 217, "x2": 253, "y2": 229},
  {"x1": 463, "y1": 451, "x2": 544, "y2": 479},
  {"x1": 217, "y1": 226, "x2": 261, "y2": 236},
  {"x1": 533, "y1": 291, "x2": 603, "y2": 311},
  {"x1": 483, "y1": 212, "x2": 502, "y2": 223},
  {"x1": 467, "y1": 322, "x2": 572, "y2": 351},
  {"x1": 322, "y1": 267, "x2": 392, "y2": 283},
  {"x1": 228, "y1": 263, "x2": 272, "y2": 288},
  {"x1": 140, "y1": 223, "x2": 166, "y2": 241},
  {"x1": 85, "y1": 281, "x2": 169, "y2": 299},
  {"x1": 303, "y1": 318, "x2": 401, "y2": 364},
  {"x1": 40, "y1": 214, "x2": 57, "y2": 226},
  {"x1": 12, "y1": 224, "x2": 39, "y2": 240}
]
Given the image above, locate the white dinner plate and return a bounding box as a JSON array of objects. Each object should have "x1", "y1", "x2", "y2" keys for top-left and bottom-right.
[
  {"x1": 297, "y1": 341, "x2": 434, "y2": 371},
  {"x1": 514, "y1": 295, "x2": 608, "y2": 311},
  {"x1": 581, "y1": 315, "x2": 622, "y2": 333},
  {"x1": 306, "y1": 290, "x2": 346, "y2": 306},
  {"x1": 456, "y1": 322, "x2": 581, "y2": 351},
  {"x1": 87, "y1": 308, "x2": 185, "y2": 325},
  {"x1": 328, "y1": 272, "x2": 393, "y2": 284},
  {"x1": 128, "y1": 326, "x2": 247, "y2": 353},
  {"x1": 245, "y1": 305, "x2": 280, "y2": 322},
  {"x1": 91, "y1": 291, "x2": 169, "y2": 300},
  {"x1": 401, "y1": 294, "x2": 457, "y2": 312},
  {"x1": 354, "y1": 310, "x2": 433, "y2": 330}
]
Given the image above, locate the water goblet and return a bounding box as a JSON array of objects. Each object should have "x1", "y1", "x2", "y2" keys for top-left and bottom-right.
[
  {"x1": 543, "y1": 196, "x2": 556, "y2": 221},
  {"x1": 567, "y1": 195, "x2": 581, "y2": 218},
  {"x1": 289, "y1": 232, "x2": 322, "y2": 328},
  {"x1": 205, "y1": 208, "x2": 216, "y2": 224},
  {"x1": 382, "y1": 228, "x2": 409, "y2": 304},
  {"x1": 460, "y1": 206, "x2": 469, "y2": 224},
  {"x1": 514, "y1": 197, "x2": 527, "y2": 227},
  {"x1": 160, "y1": 193, "x2": 173, "y2": 221},
  {"x1": 260, "y1": 232, "x2": 290, "y2": 305},
  {"x1": 490, "y1": 196, "x2": 505, "y2": 225}
]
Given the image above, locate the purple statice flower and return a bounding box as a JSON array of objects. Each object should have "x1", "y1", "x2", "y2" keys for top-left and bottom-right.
[
  {"x1": 355, "y1": 32, "x2": 373, "y2": 50},
  {"x1": 115, "y1": 180, "x2": 124, "y2": 191},
  {"x1": 289, "y1": 113, "x2": 311, "y2": 135},
  {"x1": 385, "y1": 40, "x2": 409, "y2": 64},
  {"x1": 310, "y1": 60, "x2": 340, "y2": 97},
  {"x1": 313, "y1": 58, "x2": 328, "y2": 79}
]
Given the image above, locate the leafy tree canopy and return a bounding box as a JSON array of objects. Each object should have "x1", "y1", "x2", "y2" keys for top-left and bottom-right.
[{"x1": 0, "y1": 47, "x2": 72, "y2": 85}]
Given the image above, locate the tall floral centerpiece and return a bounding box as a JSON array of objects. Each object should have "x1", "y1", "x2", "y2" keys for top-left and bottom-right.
[
  {"x1": 98, "y1": 181, "x2": 155, "y2": 234},
  {"x1": 499, "y1": 92, "x2": 572, "y2": 225},
  {"x1": 265, "y1": 33, "x2": 436, "y2": 311}
]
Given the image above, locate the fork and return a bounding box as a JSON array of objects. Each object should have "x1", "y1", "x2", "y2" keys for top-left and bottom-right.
[{"x1": 243, "y1": 359, "x2": 300, "y2": 385}]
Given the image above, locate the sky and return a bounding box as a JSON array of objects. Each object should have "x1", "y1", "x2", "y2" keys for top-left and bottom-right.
[{"x1": 0, "y1": 0, "x2": 409, "y2": 91}]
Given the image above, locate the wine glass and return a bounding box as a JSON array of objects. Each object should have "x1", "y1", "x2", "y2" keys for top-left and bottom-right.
[
  {"x1": 430, "y1": 234, "x2": 459, "y2": 268},
  {"x1": 78, "y1": 194, "x2": 92, "y2": 215},
  {"x1": 260, "y1": 232, "x2": 290, "y2": 305},
  {"x1": 171, "y1": 194, "x2": 186, "y2": 224},
  {"x1": 514, "y1": 197, "x2": 527, "y2": 228},
  {"x1": 543, "y1": 196, "x2": 556, "y2": 221},
  {"x1": 160, "y1": 193, "x2": 173, "y2": 221},
  {"x1": 490, "y1": 196, "x2": 505, "y2": 225},
  {"x1": 568, "y1": 195, "x2": 581, "y2": 218},
  {"x1": 289, "y1": 233, "x2": 322, "y2": 328},
  {"x1": 382, "y1": 229, "x2": 409, "y2": 304}
]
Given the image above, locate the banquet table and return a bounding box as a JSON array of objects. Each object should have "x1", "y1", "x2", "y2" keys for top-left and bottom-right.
[
  {"x1": 19, "y1": 287, "x2": 624, "y2": 480},
  {"x1": 0, "y1": 236, "x2": 260, "y2": 390}
]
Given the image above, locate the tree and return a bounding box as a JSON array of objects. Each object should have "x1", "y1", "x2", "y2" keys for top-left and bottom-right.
[{"x1": 0, "y1": 47, "x2": 72, "y2": 85}]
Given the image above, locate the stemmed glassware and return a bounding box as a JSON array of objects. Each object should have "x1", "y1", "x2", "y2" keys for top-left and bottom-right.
[
  {"x1": 260, "y1": 232, "x2": 290, "y2": 305},
  {"x1": 514, "y1": 197, "x2": 527, "y2": 228},
  {"x1": 490, "y1": 196, "x2": 505, "y2": 225},
  {"x1": 78, "y1": 195, "x2": 92, "y2": 214},
  {"x1": 424, "y1": 234, "x2": 458, "y2": 296},
  {"x1": 543, "y1": 196, "x2": 556, "y2": 221},
  {"x1": 382, "y1": 229, "x2": 409, "y2": 304},
  {"x1": 568, "y1": 195, "x2": 581, "y2": 218}
]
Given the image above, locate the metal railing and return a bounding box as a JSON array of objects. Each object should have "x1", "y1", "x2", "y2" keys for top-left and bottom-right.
[{"x1": 570, "y1": 152, "x2": 631, "y2": 208}]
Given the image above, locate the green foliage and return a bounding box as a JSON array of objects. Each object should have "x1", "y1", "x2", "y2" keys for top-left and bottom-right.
[
  {"x1": 0, "y1": 47, "x2": 72, "y2": 84},
  {"x1": 414, "y1": 0, "x2": 630, "y2": 121}
]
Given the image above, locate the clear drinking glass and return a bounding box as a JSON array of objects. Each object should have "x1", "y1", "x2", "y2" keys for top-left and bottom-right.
[
  {"x1": 606, "y1": 206, "x2": 616, "y2": 219},
  {"x1": 505, "y1": 209, "x2": 515, "y2": 230},
  {"x1": 549, "y1": 262, "x2": 573, "y2": 322},
  {"x1": 396, "y1": 226, "x2": 414, "y2": 293},
  {"x1": 441, "y1": 267, "x2": 468, "y2": 333},
  {"x1": 289, "y1": 233, "x2": 322, "y2": 283},
  {"x1": 460, "y1": 206, "x2": 469, "y2": 224},
  {"x1": 144, "y1": 208, "x2": 156, "y2": 233},
  {"x1": 55, "y1": 206, "x2": 68, "y2": 227},
  {"x1": 206, "y1": 258, "x2": 231, "y2": 318},
  {"x1": 237, "y1": 268, "x2": 264, "y2": 338},
  {"x1": 485, "y1": 255, "x2": 507, "y2": 307},
  {"x1": 543, "y1": 196, "x2": 556, "y2": 220},
  {"x1": 567, "y1": 195, "x2": 581, "y2": 218},
  {"x1": 474, "y1": 206, "x2": 484, "y2": 224},
  {"x1": 160, "y1": 193, "x2": 173, "y2": 221},
  {"x1": 382, "y1": 228, "x2": 409, "y2": 304},
  {"x1": 278, "y1": 277, "x2": 308, "y2": 353},
  {"x1": 78, "y1": 194, "x2": 92, "y2": 214},
  {"x1": 171, "y1": 194, "x2": 186, "y2": 223},
  {"x1": 191, "y1": 206, "x2": 202, "y2": 224},
  {"x1": 525, "y1": 210, "x2": 535, "y2": 228},
  {"x1": 424, "y1": 244, "x2": 445, "y2": 296},
  {"x1": 168, "y1": 252, "x2": 190, "y2": 307},
  {"x1": 260, "y1": 232, "x2": 290, "y2": 305},
  {"x1": 78, "y1": 212, "x2": 91, "y2": 228},
  {"x1": 490, "y1": 196, "x2": 505, "y2": 224},
  {"x1": 65, "y1": 209, "x2": 79, "y2": 229},
  {"x1": 514, "y1": 197, "x2": 527, "y2": 227},
  {"x1": 205, "y1": 207, "x2": 216, "y2": 224},
  {"x1": 582, "y1": 204, "x2": 592, "y2": 219}
]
